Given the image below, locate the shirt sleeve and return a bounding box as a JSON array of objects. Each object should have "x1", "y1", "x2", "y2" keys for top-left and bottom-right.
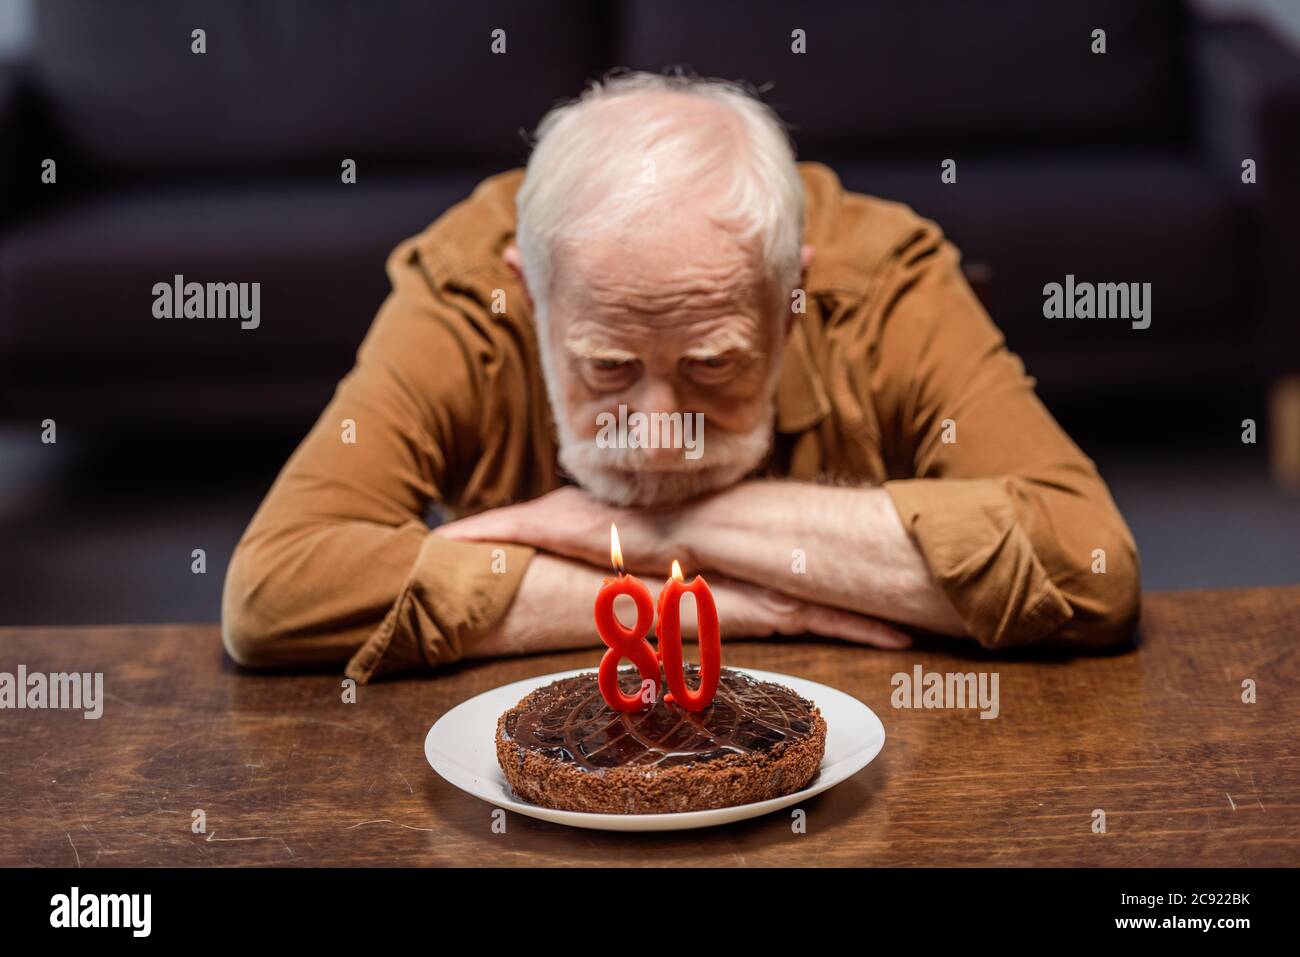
[
  {"x1": 220, "y1": 244, "x2": 535, "y2": 681},
  {"x1": 869, "y1": 226, "x2": 1141, "y2": 649}
]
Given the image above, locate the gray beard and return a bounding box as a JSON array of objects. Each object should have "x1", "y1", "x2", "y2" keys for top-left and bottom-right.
[
  {"x1": 555, "y1": 420, "x2": 773, "y2": 506},
  {"x1": 536, "y1": 310, "x2": 781, "y2": 507}
]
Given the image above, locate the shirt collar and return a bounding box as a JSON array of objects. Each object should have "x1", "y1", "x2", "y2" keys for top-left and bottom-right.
[{"x1": 774, "y1": 320, "x2": 830, "y2": 434}]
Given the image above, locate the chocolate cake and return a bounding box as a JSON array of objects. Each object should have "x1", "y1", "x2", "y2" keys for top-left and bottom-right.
[{"x1": 496, "y1": 664, "x2": 826, "y2": 814}]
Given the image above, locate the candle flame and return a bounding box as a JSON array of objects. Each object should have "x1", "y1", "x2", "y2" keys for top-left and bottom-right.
[
  {"x1": 610, "y1": 523, "x2": 625, "y2": 576},
  {"x1": 671, "y1": 559, "x2": 684, "y2": 582}
]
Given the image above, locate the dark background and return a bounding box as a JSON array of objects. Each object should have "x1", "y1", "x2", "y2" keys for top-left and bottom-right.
[{"x1": 1, "y1": 0, "x2": 1298, "y2": 626}]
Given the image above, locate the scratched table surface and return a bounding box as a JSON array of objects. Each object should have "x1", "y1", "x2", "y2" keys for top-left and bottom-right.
[{"x1": 1, "y1": 586, "x2": 1297, "y2": 867}]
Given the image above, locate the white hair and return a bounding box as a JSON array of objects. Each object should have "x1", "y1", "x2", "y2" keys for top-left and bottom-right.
[{"x1": 514, "y1": 68, "x2": 806, "y2": 322}]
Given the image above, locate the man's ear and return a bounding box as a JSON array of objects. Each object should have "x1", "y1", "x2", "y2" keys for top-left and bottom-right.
[{"x1": 503, "y1": 244, "x2": 535, "y2": 313}]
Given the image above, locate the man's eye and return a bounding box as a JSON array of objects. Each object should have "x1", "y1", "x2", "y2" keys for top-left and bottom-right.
[
  {"x1": 684, "y1": 354, "x2": 738, "y2": 380},
  {"x1": 583, "y1": 358, "x2": 640, "y2": 389}
]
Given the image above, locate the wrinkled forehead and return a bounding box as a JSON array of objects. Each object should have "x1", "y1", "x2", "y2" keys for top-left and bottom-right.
[{"x1": 550, "y1": 214, "x2": 774, "y2": 349}]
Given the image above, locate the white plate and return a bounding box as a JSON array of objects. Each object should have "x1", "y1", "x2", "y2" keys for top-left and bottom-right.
[{"x1": 424, "y1": 666, "x2": 886, "y2": 832}]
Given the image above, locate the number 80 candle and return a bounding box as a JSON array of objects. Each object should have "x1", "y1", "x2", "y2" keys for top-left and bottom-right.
[{"x1": 593, "y1": 525, "x2": 724, "y2": 713}]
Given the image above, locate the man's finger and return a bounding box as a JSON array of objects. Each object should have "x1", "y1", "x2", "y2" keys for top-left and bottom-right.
[{"x1": 801, "y1": 603, "x2": 912, "y2": 649}]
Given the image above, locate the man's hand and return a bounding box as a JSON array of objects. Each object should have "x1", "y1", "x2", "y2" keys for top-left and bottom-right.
[
  {"x1": 437, "y1": 485, "x2": 693, "y2": 575},
  {"x1": 464, "y1": 553, "x2": 911, "y2": 660}
]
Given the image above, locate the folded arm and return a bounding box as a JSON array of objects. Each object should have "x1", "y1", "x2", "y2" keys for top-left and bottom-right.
[
  {"x1": 221, "y1": 246, "x2": 535, "y2": 681},
  {"x1": 468, "y1": 551, "x2": 912, "y2": 661}
]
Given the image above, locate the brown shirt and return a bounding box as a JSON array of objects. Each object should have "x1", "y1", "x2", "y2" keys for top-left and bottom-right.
[{"x1": 221, "y1": 162, "x2": 1141, "y2": 682}]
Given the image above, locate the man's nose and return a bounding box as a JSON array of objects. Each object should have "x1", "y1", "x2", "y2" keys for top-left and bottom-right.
[
  {"x1": 634, "y1": 378, "x2": 686, "y2": 467},
  {"x1": 637, "y1": 377, "x2": 681, "y2": 417}
]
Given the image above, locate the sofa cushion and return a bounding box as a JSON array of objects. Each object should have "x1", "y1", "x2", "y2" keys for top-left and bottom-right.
[
  {"x1": 616, "y1": 0, "x2": 1191, "y2": 152},
  {"x1": 824, "y1": 151, "x2": 1248, "y2": 387},
  {"x1": 30, "y1": 0, "x2": 608, "y2": 173},
  {"x1": 0, "y1": 170, "x2": 494, "y2": 379}
]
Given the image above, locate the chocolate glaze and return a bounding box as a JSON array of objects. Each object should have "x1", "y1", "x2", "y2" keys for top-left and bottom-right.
[{"x1": 502, "y1": 665, "x2": 818, "y2": 772}]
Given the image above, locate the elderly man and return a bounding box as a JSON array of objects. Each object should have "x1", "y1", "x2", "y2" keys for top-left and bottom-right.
[{"x1": 222, "y1": 72, "x2": 1140, "y2": 682}]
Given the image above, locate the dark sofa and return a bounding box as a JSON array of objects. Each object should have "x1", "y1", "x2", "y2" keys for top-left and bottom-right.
[{"x1": 1, "y1": 1, "x2": 1298, "y2": 458}]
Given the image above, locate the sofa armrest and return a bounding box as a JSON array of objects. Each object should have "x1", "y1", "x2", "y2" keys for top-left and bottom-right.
[{"x1": 1193, "y1": 18, "x2": 1300, "y2": 378}]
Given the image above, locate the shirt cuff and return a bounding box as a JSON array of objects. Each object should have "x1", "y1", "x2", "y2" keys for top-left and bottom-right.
[
  {"x1": 344, "y1": 535, "x2": 535, "y2": 683},
  {"x1": 883, "y1": 477, "x2": 1074, "y2": 648}
]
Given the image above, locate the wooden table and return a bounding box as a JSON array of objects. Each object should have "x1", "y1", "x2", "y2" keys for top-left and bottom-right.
[{"x1": 2, "y1": 586, "x2": 1297, "y2": 867}]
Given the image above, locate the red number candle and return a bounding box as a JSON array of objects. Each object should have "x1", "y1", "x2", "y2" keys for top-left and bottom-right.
[
  {"x1": 655, "y1": 560, "x2": 722, "y2": 711},
  {"x1": 594, "y1": 524, "x2": 660, "y2": 712}
]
